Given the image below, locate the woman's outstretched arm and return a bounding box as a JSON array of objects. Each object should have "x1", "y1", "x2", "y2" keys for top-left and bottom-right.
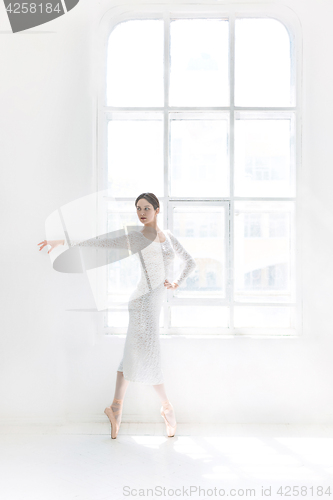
[
  {"x1": 38, "y1": 239, "x2": 64, "y2": 253},
  {"x1": 38, "y1": 230, "x2": 147, "y2": 254}
]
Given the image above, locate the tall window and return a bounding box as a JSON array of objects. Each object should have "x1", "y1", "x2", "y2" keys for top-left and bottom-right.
[{"x1": 100, "y1": 7, "x2": 300, "y2": 336}]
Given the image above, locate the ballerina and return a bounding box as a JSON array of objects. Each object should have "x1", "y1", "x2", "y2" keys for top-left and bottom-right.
[{"x1": 38, "y1": 192, "x2": 196, "y2": 438}]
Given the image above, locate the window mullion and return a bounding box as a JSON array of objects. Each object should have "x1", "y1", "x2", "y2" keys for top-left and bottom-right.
[
  {"x1": 164, "y1": 11, "x2": 170, "y2": 332},
  {"x1": 229, "y1": 12, "x2": 235, "y2": 333}
]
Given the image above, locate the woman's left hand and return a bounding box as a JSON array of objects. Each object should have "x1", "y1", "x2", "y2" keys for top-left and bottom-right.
[{"x1": 164, "y1": 279, "x2": 179, "y2": 289}]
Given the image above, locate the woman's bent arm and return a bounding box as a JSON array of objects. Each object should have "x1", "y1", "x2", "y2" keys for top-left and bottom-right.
[{"x1": 167, "y1": 231, "x2": 196, "y2": 287}]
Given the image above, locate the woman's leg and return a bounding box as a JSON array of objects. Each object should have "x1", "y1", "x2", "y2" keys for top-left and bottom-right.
[
  {"x1": 153, "y1": 382, "x2": 168, "y2": 403},
  {"x1": 153, "y1": 383, "x2": 176, "y2": 427},
  {"x1": 114, "y1": 370, "x2": 130, "y2": 400},
  {"x1": 110, "y1": 371, "x2": 130, "y2": 426}
]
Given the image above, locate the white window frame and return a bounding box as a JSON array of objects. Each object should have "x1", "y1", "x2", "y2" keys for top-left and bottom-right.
[{"x1": 92, "y1": 3, "x2": 303, "y2": 342}]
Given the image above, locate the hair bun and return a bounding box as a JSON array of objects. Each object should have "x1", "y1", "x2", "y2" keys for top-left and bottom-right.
[{"x1": 135, "y1": 192, "x2": 160, "y2": 210}]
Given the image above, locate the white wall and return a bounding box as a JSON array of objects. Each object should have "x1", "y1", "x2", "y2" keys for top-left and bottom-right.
[{"x1": 1, "y1": 0, "x2": 333, "y2": 425}]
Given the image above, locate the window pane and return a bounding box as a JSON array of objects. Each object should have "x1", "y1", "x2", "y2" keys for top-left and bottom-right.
[
  {"x1": 234, "y1": 201, "x2": 294, "y2": 303},
  {"x1": 107, "y1": 200, "x2": 140, "y2": 232},
  {"x1": 171, "y1": 306, "x2": 229, "y2": 327},
  {"x1": 170, "y1": 116, "x2": 229, "y2": 197},
  {"x1": 234, "y1": 116, "x2": 294, "y2": 197},
  {"x1": 170, "y1": 19, "x2": 229, "y2": 106},
  {"x1": 172, "y1": 205, "x2": 226, "y2": 298},
  {"x1": 235, "y1": 18, "x2": 292, "y2": 107},
  {"x1": 107, "y1": 20, "x2": 164, "y2": 107},
  {"x1": 234, "y1": 306, "x2": 294, "y2": 328},
  {"x1": 108, "y1": 118, "x2": 164, "y2": 197}
]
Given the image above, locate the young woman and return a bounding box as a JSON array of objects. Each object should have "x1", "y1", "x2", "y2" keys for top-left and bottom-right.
[{"x1": 38, "y1": 192, "x2": 196, "y2": 439}]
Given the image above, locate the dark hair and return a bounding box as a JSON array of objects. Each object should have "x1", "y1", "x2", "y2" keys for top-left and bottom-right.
[{"x1": 135, "y1": 193, "x2": 160, "y2": 211}]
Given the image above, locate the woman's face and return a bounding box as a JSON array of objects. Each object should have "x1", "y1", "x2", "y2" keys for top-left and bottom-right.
[{"x1": 136, "y1": 198, "x2": 159, "y2": 225}]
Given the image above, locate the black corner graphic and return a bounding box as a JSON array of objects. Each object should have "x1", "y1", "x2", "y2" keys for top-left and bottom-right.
[{"x1": 3, "y1": 0, "x2": 81, "y2": 33}]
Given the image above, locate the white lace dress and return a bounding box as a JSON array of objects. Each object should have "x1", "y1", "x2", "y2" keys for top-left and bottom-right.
[{"x1": 71, "y1": 229, "x2": 196, "y2": 385}]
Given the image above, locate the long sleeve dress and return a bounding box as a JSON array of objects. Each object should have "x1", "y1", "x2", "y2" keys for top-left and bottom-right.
[{"x1": 70, "y1": 229, "x2": 196, "y2": 384}]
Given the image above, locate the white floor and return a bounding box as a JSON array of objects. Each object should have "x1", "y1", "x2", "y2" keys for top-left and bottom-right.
[{"x1": 1, "y1": 422, "x2": 333, "y2": 500}]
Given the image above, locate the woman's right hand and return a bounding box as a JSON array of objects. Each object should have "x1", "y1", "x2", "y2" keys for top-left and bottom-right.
[{"x1": 37, "y1": 239, "x2": 64, "y2": 254}]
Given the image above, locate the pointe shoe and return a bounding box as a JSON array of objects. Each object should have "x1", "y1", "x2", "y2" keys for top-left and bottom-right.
[
  {"x1": 104, "y1": 398, "x2": 123, "y2": 439},
  {"x1": 160, "y1": 400, "x2": 177, "y2": 437}
]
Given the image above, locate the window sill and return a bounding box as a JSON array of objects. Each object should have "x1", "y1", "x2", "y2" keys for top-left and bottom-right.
[{"x1": 103, "y1": 328, "x2": 299, "y2": 339}]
